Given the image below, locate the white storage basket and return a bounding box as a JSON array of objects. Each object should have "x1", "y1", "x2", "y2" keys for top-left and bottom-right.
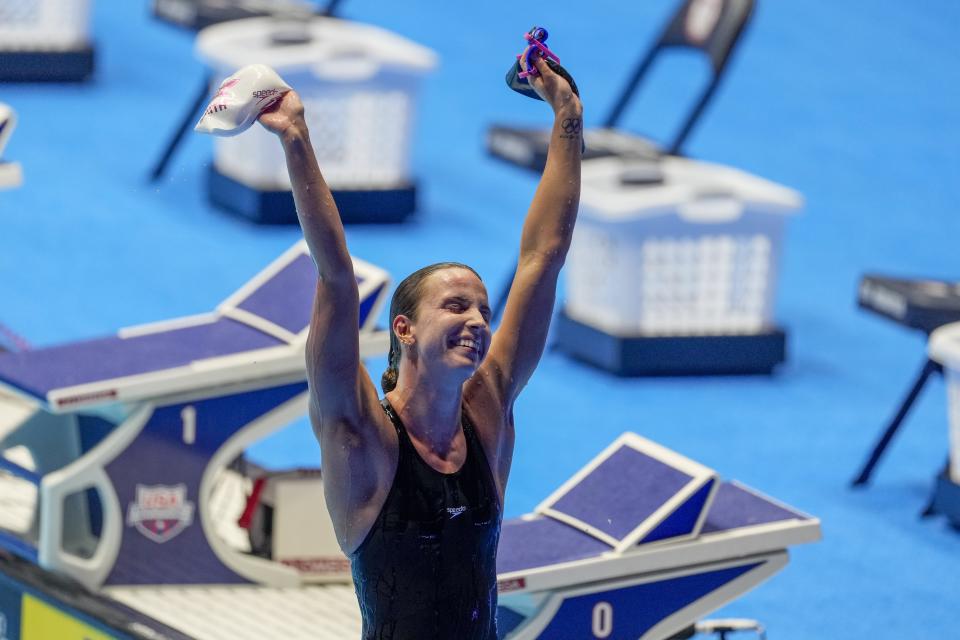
[
  {"x1": 929, "y1": 322, "x2": 960, "y2": 483},
  {"x1": 0, "y1": 0, "x2": 91, "y2": 50},
  {"x1": 566, "y1": 157, "x2": 802, "y2": 336},
  {"x1": 196, "y1": 17, "x2": 437, "y2": 190}
]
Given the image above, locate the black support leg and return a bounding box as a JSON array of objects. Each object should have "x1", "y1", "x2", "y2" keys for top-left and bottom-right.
[
  {"x1": 851, "y1": 358, "x2": 943, "y2": 487},
  {"x1": 149, "y1": 72, "x2": 213, "y2": 182}
]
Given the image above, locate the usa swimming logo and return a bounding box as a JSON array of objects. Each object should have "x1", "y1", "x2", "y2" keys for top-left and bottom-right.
[{"x1": 126, "y1": 483, "x2": 195, "y2": 543}]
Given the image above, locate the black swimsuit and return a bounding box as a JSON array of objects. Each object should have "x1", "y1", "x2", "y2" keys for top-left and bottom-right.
[{"x1": 349, "y1": 400, "x2": 502, "y2": 640}]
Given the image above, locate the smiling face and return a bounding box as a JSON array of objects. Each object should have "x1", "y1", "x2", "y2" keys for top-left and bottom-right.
[{"x1": 395, "y1": 267, "x2": 492, "y2": 383}]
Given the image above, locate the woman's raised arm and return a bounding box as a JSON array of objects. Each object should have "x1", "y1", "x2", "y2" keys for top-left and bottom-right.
[
  {"x1": 484, "y1": 55, "x2": 583, "y2": 404},
  {"x1": 259, "y1": 92, "x2": 380, "y2": 428}
]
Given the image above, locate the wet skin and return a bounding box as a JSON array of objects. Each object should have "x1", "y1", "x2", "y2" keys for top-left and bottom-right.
[{"x1": 387, "y1": 268, "x2": 494, "y2": 473}]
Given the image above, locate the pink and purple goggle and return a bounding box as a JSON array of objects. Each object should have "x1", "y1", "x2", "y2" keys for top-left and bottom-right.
[{"x1": 517, "y1": 26, "x2": 561, "y2": 79}]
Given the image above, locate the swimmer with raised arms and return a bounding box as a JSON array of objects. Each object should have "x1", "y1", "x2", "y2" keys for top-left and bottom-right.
[{"x1": 258, "y1": 50, "x2": 582, "y2": 639}]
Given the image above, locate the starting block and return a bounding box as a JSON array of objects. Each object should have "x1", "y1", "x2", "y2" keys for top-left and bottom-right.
[
  {"x1": 0, "y1": 241, "x2": 390, "y2": 590},
  {"x1": 495, "y1": 434, "x2": 819, "y2": 639},
  {"x1": 0, "y1": 243, "x2": 818, "y2": 638}
]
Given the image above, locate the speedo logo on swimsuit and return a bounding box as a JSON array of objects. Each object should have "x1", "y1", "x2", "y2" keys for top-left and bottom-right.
[{"x1": 446, "y1": 506, "x2": 467, "y2": 519}]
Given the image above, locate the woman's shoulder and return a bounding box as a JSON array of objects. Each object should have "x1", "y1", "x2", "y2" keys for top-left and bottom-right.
[{"x1": 463, "y1": 370, "x2": 512, "y2": 428}]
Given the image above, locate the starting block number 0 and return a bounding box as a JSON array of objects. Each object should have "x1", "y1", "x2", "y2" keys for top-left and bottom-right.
[{"x1": 592, "y1": 601, "x2": 613, "y2": 638}]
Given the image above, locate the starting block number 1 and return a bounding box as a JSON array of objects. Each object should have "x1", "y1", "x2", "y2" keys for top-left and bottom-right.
[{"x1": 592, "y1": 602, "x2": 613, "y2": 638}]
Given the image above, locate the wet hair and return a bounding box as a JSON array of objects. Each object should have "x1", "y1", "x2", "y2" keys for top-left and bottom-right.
[{"x1": 381, "y1": 262, "x2": 482, "y2": 393}]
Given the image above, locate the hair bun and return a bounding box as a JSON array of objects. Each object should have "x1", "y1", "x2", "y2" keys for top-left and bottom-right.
[{"x1": 381, "y1": 367, "x2": 398, "y2": 393}]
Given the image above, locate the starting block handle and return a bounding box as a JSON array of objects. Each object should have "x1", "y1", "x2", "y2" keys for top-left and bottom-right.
[
  {"x1": 39, "y1": 465, "x2": 122, "y2": 589},
  {"x1": 37, "y1": 405, "x2": 153, "y2": 589}
]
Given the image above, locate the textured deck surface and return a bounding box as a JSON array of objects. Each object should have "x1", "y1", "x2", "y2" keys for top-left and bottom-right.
[{"x1": 107, "y1": 584, "x2": 362, "y2": 640}]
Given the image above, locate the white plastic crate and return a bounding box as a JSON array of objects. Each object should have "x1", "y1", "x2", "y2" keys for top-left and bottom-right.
[
  {"x1": 929, "y1": 322, "x2": 960, "y2": 483},
  {"x1": 566, "y1": 157, "x2": 803, "y2": 336},
  {"x1": 196, "y1": 17, "x2": 437, "y2": 190},
  {"x1": 0, "y1": 0, "x2": 91, "y2": 50}
]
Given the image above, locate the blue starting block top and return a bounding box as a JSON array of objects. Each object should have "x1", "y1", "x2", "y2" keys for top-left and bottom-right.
[
  {"x1": 499, "y1": 482, "x2": 813, "y2": 574},
  {"x1": 220, "y1": 249, "x2": 325, "y2": 340},
  {"x1": 497, "y1": 434, "x2": 819, "y2": 594},
  {"x1": 0, "y1": 242, "x2": 390, "y2": 412},
  {"x1": 216, "y1": 246, "x2": 386, "y2": 341},
  {"x1": 536, "y1": 434, "x2": 718, "y2": 551}
]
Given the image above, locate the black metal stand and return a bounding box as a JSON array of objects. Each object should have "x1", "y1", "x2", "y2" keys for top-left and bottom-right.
[
  {"x1": 851, "y1": 358, "x2": 944, "y2": 486},
  {"x1": 149, "y1": 72, "x2": 213, "y2": 182}
]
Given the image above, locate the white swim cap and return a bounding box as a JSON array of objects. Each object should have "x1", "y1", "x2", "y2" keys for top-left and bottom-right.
[{"x1": 195, "y1": 64, "x2": 292, "y2": 137}]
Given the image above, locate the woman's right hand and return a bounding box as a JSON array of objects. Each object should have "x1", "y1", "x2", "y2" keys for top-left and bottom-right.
[{"x1": 258, "y1": 90, "x2": 306, "y2": 139}]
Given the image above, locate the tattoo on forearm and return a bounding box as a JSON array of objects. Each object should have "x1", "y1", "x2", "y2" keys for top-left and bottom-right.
[{"x1": 560, "y1": 117, "x2": 582, "y2": 140}]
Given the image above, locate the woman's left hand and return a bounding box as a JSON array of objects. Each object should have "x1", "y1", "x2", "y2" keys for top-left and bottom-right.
[{"x1": 521, "y1": 51, "x2": 582, "y2": 115}]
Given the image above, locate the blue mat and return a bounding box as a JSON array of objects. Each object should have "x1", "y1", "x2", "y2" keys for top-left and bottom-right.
[{"x1": 1, "y1": 1, "x2": 959, "y2": 637}]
